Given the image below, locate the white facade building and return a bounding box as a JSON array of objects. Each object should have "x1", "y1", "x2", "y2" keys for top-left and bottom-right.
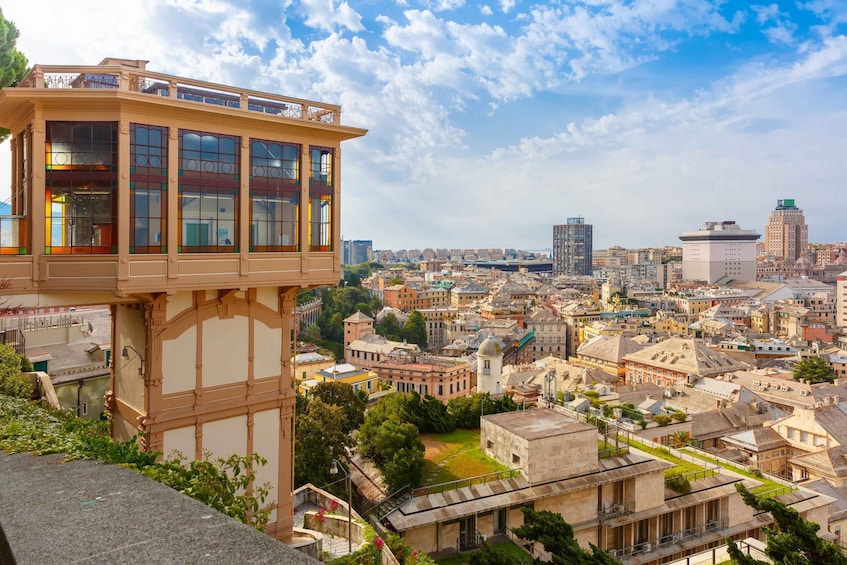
[
  {"x1": 838, "y1": 271, "x2": 847, "y2": 330},
  {"x1": 680, "y1": 221, "x2": 760, "y2": 283}
]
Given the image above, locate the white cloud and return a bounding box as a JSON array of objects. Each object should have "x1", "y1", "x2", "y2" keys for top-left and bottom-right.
[
  {"x1": 300, "y1": 0, "x2": 365, "y2": 32},
  {"x1": 3, "y1": 1, "x2": 847, "y2": 249}
]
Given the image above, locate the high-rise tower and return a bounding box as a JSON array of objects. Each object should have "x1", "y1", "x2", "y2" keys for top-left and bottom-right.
[
  {"x1": 765, "y1": 199, "x2": 808, "y2": 262},
  {"x1": 679, "y1": 221, "x2": 760, "y2": 283},
  {"x1": 553, "y1": 217, "x2": 593, "y2": 276}
]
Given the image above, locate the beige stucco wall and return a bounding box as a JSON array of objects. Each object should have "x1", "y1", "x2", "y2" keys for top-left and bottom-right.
[
  {"x1": 476, "y1": 512, "x2": 494, "y2": 537},
  {"x1": 166, "y1": 291, "x2": 193, "y2": 322},
  {"x1": 527, "y1": 429, "x2": 598, "y2": 484},
  {"x1": 254, "y1": 408, "x2": 280, "y2": 523},
  {"x1": 538, "y1": 488, "x2": 598, "y2": 526},
  {"x1": 202, "y1": 315, "x2": 249, "y2": 388},
  {"x1": 633, "y1": 469, "x2": 666, "y2": 513},
  {"x1": 114, "y1": 304, "x2": 145, "y2": 412},
  {"x1": 404, "y1": 524, "x2": 438, "y2": 555},
  {"x1": 203, "y1": 415, "x2": 248, "y2": 459},
  {"x1": 440, "y1": 522, "x2": 460, "y2": 551},
  {"x1": 256, "y1": 287, "x2": 279, "y2": 311},
  {"x1": 161, "y1": 326, "x2": 197, "y2": 395},
  {"x1": 481, "y1": 420, "x2": 528, "y2": 474},
  {"x1": 112, "y1": 412, "x2": 139, "y2": 443},
  {"x1": 163, "y1": 425, "x2": 195, "y2": 459},
  {"x1": 23, "y1": 324, "x2": 88, "y2": 347},
  {"x1": 254, "y1": 321, "x2": 282, "y2": 380}
]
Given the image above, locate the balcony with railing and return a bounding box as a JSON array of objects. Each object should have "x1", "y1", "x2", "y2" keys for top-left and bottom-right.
[
  {"x1": 607, "y1": 518, "x2": 729, "y2": 560},
  {"x1": 16, "y1": 63, "x2": 341, "y2": 125}
]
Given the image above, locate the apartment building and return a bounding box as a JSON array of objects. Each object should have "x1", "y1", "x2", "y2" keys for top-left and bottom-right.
[
  {"x1": 624, "y1": 338, "x2": 748, "y2": 387},
  {"x1": 383, "y1": 408, "x2": 832, "y2": 563},
  {"x1": 372, "y1": 355, "x2": 475, "y2": 403}
]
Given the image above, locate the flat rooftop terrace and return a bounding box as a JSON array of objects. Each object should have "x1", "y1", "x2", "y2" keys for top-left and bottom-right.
[
  {"x1": 0, "y1": 451, "x2": 317, "y2": 564},
  {"x1": 483, "y1": 407, "x2": 595, "y2": 440}
]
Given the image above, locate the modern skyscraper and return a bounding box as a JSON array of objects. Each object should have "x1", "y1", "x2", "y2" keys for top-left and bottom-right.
[
  {"x1": 341, "y1": 239, "x2": 373, "y2": 265},
  {"x1": 553, "y1": 217, "x2": 593, "y2": 276},
  {"x1": 765, "y1": 199, "x2": 808, "y2": 262},
  {"x1": 679, "y1": 221, "x2": 760, "y2": 283}
]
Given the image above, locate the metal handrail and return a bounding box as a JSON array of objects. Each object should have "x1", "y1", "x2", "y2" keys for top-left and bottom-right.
[
  {"x1": 608, "y1": 518, "x2": 729, "y2": 558},
  {"x1": 411, "y1": 468, "x2": 522, "y2": 498}
]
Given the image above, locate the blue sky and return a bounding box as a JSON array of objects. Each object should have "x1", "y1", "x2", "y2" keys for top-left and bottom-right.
[{"x1": 4, "y1": 0, "x2": 847, "y2": 250}]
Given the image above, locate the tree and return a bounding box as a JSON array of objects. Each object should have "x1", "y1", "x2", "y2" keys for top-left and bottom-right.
[
  {"x1": 303, "y1": 322, "x2": 322, "y2": 344},
  {"x1": 309, "y1": 381, "x2": 366, "y2": 435},
  {"x1": 294, "y1": 398, "x2": 356, "y2": 491},
  {"x1": 401, "y1": 392, "x2": 455, "y2": 433},
  {"x1": 447, "y1": 392, "x2": 519, "y2": 429},
  {"x1": 382, "y1": 444, "x2": 426, "y2": 493},
  {"x1": 726, "y1": 484, "x2": 847, "y2": 565},
  {"x1": 793, "y1": 356, "x2": 836, "y2": 384},
  {"x1": 511, "y1": 507, "x2": 620, "y2": 564},
  {"x1": 374, "y1": 312, "x2": 402, "y2": 341},
  {"x1": 358, "y1": 393, "x2": 427, "y2": 491},
  {"x1": 401, "y1": 310, "x2": 427, "y2": 348},
  {"x1": 0, "y1": 9, "x2": 28, "y2": 142}
]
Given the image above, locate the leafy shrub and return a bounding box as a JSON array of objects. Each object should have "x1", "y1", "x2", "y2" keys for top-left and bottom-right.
[
  {"x1": 0, "y1": 344, "x2": 32, "y2": 398},
  {"x1": 654, "y1": 414, "x2": 672, "y2": 427},
  {"x1": 666, "y1": 474, "x2": 691, "y2": 494},
  {"x1": 671, "y1": 410, "x2": 687, "y2": 422},
  {"x1": 0, "y1": 394, "x2": 272, "y2": 530}
]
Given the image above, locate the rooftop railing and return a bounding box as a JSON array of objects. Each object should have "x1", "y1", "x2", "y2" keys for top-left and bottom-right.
[
  {"x1": 411, "y1": 468, "x2": 523, "y2": 498},
  {"x1": 16, "y1": 64, "x2": 340, "y2": 125},
  {"x1": 607, "y1": 518, "x2": 729, "y2": 559}
]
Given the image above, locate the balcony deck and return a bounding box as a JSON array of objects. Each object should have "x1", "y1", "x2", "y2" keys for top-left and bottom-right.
[{"x1": 12, "y1": 63, "x2": 341, "y2": 125}]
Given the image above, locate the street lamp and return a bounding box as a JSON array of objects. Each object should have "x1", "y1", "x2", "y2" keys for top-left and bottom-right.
[
  {"x1": 330, "y1": 458, "x2": 353, "y2": 554},
  {"x1": 121, "y1": 345, "x2": 145, "y2": 379}
]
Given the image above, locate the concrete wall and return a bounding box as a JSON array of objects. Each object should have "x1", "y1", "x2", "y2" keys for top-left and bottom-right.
[
  {"x1": 526, "y1": 428, "x2": 598, "y2": 484},
  {"x1": 404, "y1": 524, "x2": 438, "y2": 555},
  {"x1": 633, "y1": 469, "x2": 666, "y2": 513}
]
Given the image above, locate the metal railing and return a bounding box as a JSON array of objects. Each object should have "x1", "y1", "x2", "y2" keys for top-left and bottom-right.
[
  {"x1": 364, "y1": 485, "x2": 411, "y2": 521},
  {"x1": 665, "y1": 467, "x2": 720, "y2": 487},
  {"x1": 411, "y1": 468, "x2": 522, "y2": 498},
  {"x1": 457, "y1": 529, "x2": 485, "y2": 552},
  {"x1": 598, "y1": 500, "x2": 635, "y2": 520},
  {"x1": 607, "y1": 518, "x2": 729, "y2": 558},
  {"x1": 18, "y1": 64, "x2": 341, "y2": 125}
]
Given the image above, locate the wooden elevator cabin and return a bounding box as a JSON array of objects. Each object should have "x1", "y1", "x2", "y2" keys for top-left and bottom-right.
[{"x1": 0, "y1": 57, "x2": 367, "y2": 540}]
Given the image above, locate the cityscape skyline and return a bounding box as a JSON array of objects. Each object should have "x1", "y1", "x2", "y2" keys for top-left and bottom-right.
[{"x1": 2, "y1": 2, "x2": 847, "y2": 250}]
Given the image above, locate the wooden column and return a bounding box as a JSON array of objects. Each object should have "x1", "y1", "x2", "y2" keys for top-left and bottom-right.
[
  {"x1": 117, "y1": 121, "x2": 131, "y2": 280},
  {"x1": 167, "y1": 127, "x2": 179, "y2": 278},
  {"x1": 31, "y1": 114, "x2": 46, "y2": 280}
]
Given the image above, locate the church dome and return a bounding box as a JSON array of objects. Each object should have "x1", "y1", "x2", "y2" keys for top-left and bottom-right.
[
  {"x1": 478, "y1": 337, "x2": 502, "y2": 357},
  {"x1": 793, "y1": 252, "x2": 813, "y2": 270}
]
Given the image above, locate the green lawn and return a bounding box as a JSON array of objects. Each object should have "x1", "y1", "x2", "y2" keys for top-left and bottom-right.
[
  {"x1": 420, "y1": 429, "x2": 509, "y2": 488},
  {"x1": 618, "y1": 436, "x2": 709, "y2": 478},
  {"x1": 436, "y1": 541, "x2": 533, "y2": 564},
  {"x1": 682, "y1": 447, "x2": 792, "y2": 495}
]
